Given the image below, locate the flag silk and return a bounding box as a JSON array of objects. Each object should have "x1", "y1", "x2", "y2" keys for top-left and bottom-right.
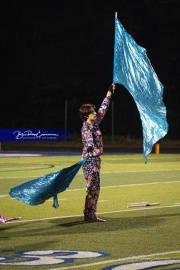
[
  {"x1": 113, "y1": 18, "x2": 168, "y2": 162},
  {"x1": 9, "y1": 157, "x2": 87, "y2": 208}
]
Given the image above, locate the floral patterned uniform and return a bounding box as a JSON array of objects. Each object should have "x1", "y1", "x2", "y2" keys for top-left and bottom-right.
[{"x1": 81, "y1": 95, "x2": 111, "y2": 219}]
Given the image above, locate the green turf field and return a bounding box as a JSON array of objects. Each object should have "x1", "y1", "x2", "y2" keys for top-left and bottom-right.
[{"x1": 0, "y1": 153, "x2": 180, "y2": 270}]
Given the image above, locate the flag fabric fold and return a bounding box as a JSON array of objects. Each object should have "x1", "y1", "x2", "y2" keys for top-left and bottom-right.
[
  {"x1": 113, "y1": 18, "x2": 168, "y2": 162},
  {"x1": 9, "y1": 157, "x2": 87, "y2": 208}
]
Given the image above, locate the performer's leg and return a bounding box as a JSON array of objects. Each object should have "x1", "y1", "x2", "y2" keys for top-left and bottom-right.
[
  {"x1": 83, "y1": 157, "x2": 104, "y2": 221},
  {"x1": 83, "y1": 175, "x2": 100, "y2": 219}
]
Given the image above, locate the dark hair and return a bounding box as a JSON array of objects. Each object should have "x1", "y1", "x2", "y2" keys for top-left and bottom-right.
[{"x1": 79, "y1": 104, "x2": 96, "y2": 121}]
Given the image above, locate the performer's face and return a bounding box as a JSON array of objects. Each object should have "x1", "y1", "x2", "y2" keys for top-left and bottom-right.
[{"x1": 87, "y1": 108, "x2": 97, "y2": 123}]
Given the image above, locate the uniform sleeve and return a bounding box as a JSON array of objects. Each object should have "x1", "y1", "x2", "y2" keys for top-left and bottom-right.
[{"x1": 96, "y1": 95, "x2": 111, "y2": 125}]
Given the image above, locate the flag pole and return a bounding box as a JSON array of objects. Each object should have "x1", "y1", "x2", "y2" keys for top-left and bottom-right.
[
  {"x1": 111, "y1": 12, "x2": 117, "y2": 143},
  {"x1": 64, "y1": 99, "x2": 67, "y2": 142},
  {"x1": 113, "y1": 12, "x2": 117, "y2": 86},
  {"x1": 111, "y1": 100, "x2": 114, "y2": 143}
]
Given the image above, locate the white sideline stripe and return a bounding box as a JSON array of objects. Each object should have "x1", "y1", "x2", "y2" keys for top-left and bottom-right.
[
  {"x1": 65, "y1": 180, "x2": 180, "y2": 192},
  {"x1": 1, "y1": 168, "x2": 180, "y2": 180},
  {"x1": 100, "y1": 180, "x2": 180, "y2": 189},
  {"x1": 0, "y1": 154, "x2": 43, "y2": 157},
  {"x1": 4, "y1": 204, "x2": 180, "y2": 225},
  {"x1": 103, "y1": 169, "x2": 180, "y2": 173},
  {"x1": 1, "y1": 180, "x2": 180, "y2": 199},
  {"x1": 48, "y1": 250, "x2": 180, "y2": 270},
  {"x1": 9, "y1": 198, "x2": 106, "y2": 203},
  {"x1": 44, "y1": 199, "x2": 106, "y2": 202}
]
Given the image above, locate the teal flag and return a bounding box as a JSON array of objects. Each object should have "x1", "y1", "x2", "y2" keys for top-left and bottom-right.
[
  {"x1": 113, "y1": 18, "x2": 168, "y2": 162},
  {"x1": 9, "y1": 157, "x2": 87, "y2": 208}
]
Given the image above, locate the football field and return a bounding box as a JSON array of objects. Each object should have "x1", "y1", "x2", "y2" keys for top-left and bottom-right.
[{"x1": 0, "y1": 152, "x2": 180, "y2": 269}]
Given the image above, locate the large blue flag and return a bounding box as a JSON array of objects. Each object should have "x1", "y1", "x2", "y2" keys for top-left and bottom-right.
[
  {"x1": 113, "y1": 18, "x2": 168, "y2": 162},
  {"x1": 9, "y1": 157, "x2": 87, "y2": 208}
]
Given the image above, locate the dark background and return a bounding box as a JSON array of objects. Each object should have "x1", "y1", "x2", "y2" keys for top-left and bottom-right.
[{"x1": 1, "y1": 0, "x2": 179, "y2": 139}]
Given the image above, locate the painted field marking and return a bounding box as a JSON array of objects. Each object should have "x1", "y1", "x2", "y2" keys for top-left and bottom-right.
[{"x1": 48, "y1": 250, "x2": 180, "y2": 270}]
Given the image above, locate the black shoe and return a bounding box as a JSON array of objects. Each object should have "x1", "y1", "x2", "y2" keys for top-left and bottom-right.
[{"x1": 84, "y1": 216, "x2": 105, "y2": 222}]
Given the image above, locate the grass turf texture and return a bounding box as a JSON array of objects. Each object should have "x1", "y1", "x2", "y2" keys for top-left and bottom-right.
[{"x1": 0, "y1": 153, "x2": 180, "y2": 269}]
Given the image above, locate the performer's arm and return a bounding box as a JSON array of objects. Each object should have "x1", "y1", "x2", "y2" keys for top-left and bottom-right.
[{"x1": 97, "y1": 83, "x2": 116, "y2": 124}]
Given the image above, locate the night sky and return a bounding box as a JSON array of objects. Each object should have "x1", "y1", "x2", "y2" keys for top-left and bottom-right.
[{"x1": 1, "y1": 0, "x2": 180, "y2": 139}]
